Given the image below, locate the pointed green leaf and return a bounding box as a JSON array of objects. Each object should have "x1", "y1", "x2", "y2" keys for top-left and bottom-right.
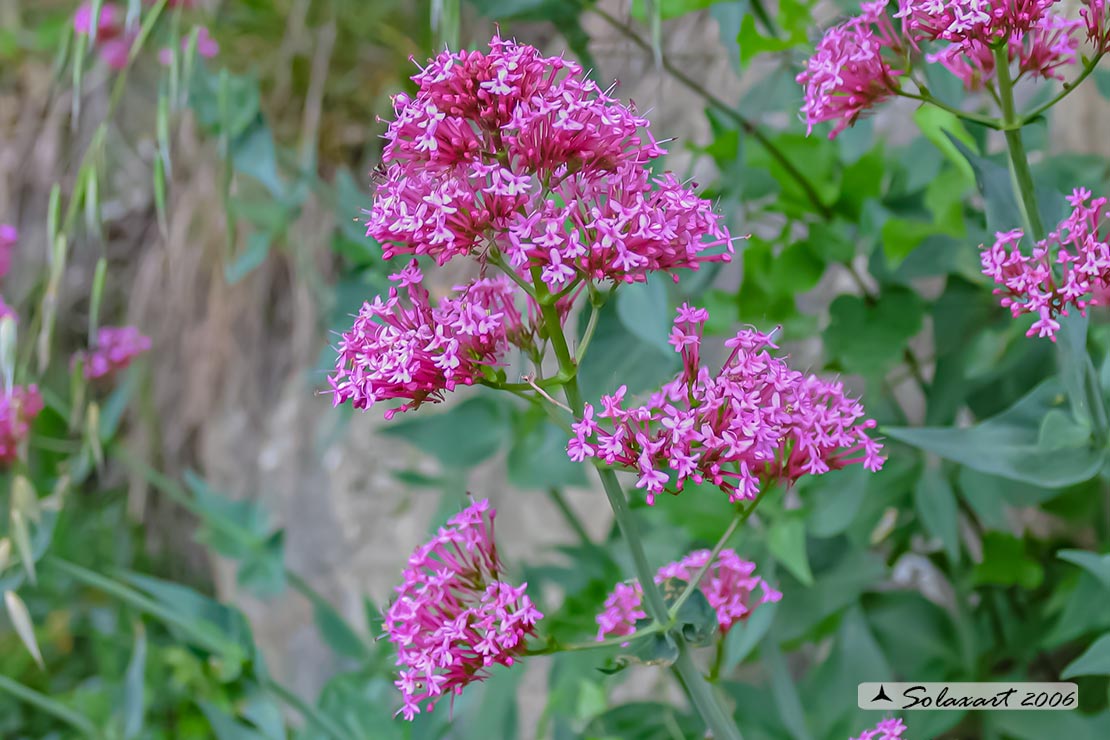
[
  {"x1": 1063, "y1": 634, "x2": 1110, "y2": 678},
  {"x1": 913, "y1": 468, "x2": 960, "y2": 562},
  {"x1": 885, "y1": 378, "x2": 1104, "y2": 487},
  {"x1": 5, "y1": 590, "x2": 43, "y2": 668},
  {"x1": 768, "y1": 516, "x2": 813, "y2": 587}
]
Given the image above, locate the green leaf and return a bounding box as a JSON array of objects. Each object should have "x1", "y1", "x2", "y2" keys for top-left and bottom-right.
[
  {"x1": 584, "y1": 702, "x2": 701, "y2": 740},
  {"x1": 576, "y1": 300, "x2": 679, "y2": 404},
  {"x1": 198, "y1": 701, "x2": 270, "y2": 740},
  {"x1": 608, "y1": 630, "x2": 680, "y2": 672},
  {"x1": 768, "y1": 516, "x2": 813, "y2": 587},
  {"x1": 1062, "y1": 633, "x2": 1110, "y2": 678},
  {"x1": 824, "y1": 289, "x2": 924, "y2": 377},
  {"x1": 973, "y1": 532, "x2": 1043, "y2": 589},
  {"x1": 1058, "y1": 550, "x2": 1110, "y2": 591},
  {"x1": 507, "y1": 407, "x2": 586, "y2": 489},
  {"x1": 232, "y1": 119, "x2": 284, "y2": 199},
  {"x1": 885, "y1": 377, "x2": 1104, "y2": 488},
  {"x1": 659, "y1": 577, "x2": 718, "y2": 647},
  {"x1": 1095, "y1": 68, "x2": 1110, "y2": 99},
  {"x1": 914, "y1": 105, "x2": 976, "y2": 182},
  {"x1": 617, "y1": 277, "x2": 672, "y2": 354},
  {"x1": 631, "y1": 0, "x2": 725, "y2": 20},
  {"x1": 804, "y1": 465, "x2": 869, "y2": 538},
  {"x1": 880, "y1": 217, "x2": 941, "y2": 268},
  {"x1": 121, "y1": 623, "x2": 147, "y2": 739},
  {"x1": 382, "y1": 396, "x2": 511, "y2": 469},
  {"x1": 765, "y1": 639, "x2": 814, "y2": 740},
  {"x1": 237, "y1": 531, "x2": 286, "y2": 598},
  {"x1": 225, "y1": 232, "x2": 271, "y2": 285},
  {"x1": 4, "y1": 590, "x2": 43, "y2": 669},
  {"x1": 913, "y1": 468, "x2": 960, "y2": 563},
  {"x1": 722, "y1": 597, "x2": 778, "y2": 670}
]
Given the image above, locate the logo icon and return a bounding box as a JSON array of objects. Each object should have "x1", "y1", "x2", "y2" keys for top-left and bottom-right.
[{"x1": 871, "y1": 685, "x2": 892, "y2": 703}]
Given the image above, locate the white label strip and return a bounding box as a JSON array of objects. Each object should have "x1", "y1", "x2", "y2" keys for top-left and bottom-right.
[{"x1": 857, "y1": 683, "x2": 1079, "y2": 711}]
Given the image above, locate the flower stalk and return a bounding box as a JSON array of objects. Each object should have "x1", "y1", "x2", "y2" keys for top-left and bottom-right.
[{"x1": 536, "y1": 287, "x2": 745, "y2": 740}]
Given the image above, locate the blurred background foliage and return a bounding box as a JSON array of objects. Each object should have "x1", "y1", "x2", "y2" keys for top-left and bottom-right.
[{"x1": 1, "y1": 0, "x2": 1110, "y2": 738}]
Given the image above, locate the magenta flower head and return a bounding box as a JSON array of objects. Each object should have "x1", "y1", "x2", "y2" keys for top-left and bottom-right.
[
  {"x1": 329, "y1": 260, "x2": 526, "y2": 418},
  {"x1": 568, "y1": 305, "x2": 884, "y2": 504},
  {"x1": 1081, "y1": 0, "x2": 1110, "y2": 52},
  {"x1": 596, "y1": 549, "x2": 781, "y2": 640},
  {"x1": 797, "y1": 1, "x2": 908, "y2": 139},
  {"x1": 981, "y1": 188, "x2": 1110, "y2": 340},
  {"x1": 366, "y1": 34, "x2": 733, "y2": 286},
  {"x1": 894, "y1": 0, "x2": 1056, "y2": 46},
  {"x1": 0, "y1": 385, "x2": 43, "y2": 466},
  {"x1": 851, "y1": 717, "x2": 908, "y2": 740},
  {"x1": 73, "y1": 1, "x2": 124, "y2": 38},
  {"x1": 75, "y1": 326, "x2": 152, "y2": 380},
  {"x1": 384, "y1": 498, "x2": 542, "y2": 721},
  {"x1": 0, "y1": 223, "x2": 16, "y2": 278}
]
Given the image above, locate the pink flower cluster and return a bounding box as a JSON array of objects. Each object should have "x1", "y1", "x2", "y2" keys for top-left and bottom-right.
[
  {"x1": 0, "y1": 385, "x2": 43, "y2": 466},
  {"x1": 796, "y1": 1, "x2": 907, "y2": 139},
  {"x1": 568, "y1": 305, "x2": 885, "y2": 504},
  {"x1": 329, "y1": 261, "x2": 526, "y2": 418},
  {"x1": 73, "y1": 2, "x2": 131, "y2": 70},
  {"x1": 800, "y1": 0, "x2": 1106, "y2": 136},
  {"x1": 981, "y1": 188, "x2": 1110, "y2": 340},
  {"x1": 895, "y1": 0, "x2": 1056, "y2": 44},
  {"x1": 1082, "y1": 0, "x2": 1110, "y2": 52},
  {"x1": 367, "y1": 35, "x2": 733, "y2": 288},
  {"x1": 0, "y1": 224, "x2": 15, "y2": 278},
  {"x1": 76, "y1": 326, "x2": 152, "y2": 379},
  {"x1": 384, "y1": 499, "x2": 542, "y2": 721},
  {"x1": 596, "y1": 549, "x2": 781, "y2": 639},
  {"x1": 851, "y1": 718, "x2": 908, "y2": 740}
]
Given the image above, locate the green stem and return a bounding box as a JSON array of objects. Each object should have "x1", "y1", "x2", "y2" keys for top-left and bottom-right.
[
  {"x1": 547, "y1": 487, "x2": 594, "y2": 548},
  {"x1": 668, "y1": 486, "x2": 768, "y2": 621},
  {"x1": 897, "y1": 90, "x2": 1002, "y2": 130},
  {"x1": 993, "y1": 44, "x2": 1044, "y2": 241},
  {"x1": 675, "y1": 641, "x2": 741, "y2": 739},
  {"x1": 529, "y1": 623, "x2": 668, "y2": 655},
  {"x1": 536, "y1": 296, "x2": 743, "y2": 740},
  {"x1": 1019, "y1": 53, "x2": 1106, "y2": 125},
  {"x1": 0, "y1": 675, "x2": 99, "y2": 737}
]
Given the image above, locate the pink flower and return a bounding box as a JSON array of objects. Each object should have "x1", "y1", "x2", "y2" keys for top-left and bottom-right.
[
  {"x1": 159, "y1": 26, "x2": 219, "y2": 65},
  {"x1": 851, "y1": 717, "x2": 908, "y2": 740},
  {"x1": 384, "y1": 499, "x2": 542, "y2": 720},
  {"x1": 568, "y1": 305, "x2": 884, "y2": 504},
  {"x1": 927, "y1": 14, "x2": 1081, "y2": 89},
  {"x1": 0, "y1": 385, "x2": 43, "y2": 466},
  {"x1": 98, "y1": 37, "x2": 133, "y2": 70},
  {"x1": 797, "y1": 1, "x2": 907, "y2": 139},
  {"x1": 596, "y1": 549, "x2": 781, "y2": 639},
  {"x1": 981, "y1": 188, "x2": 1110, "y2": 341},
  {"x1": 366, "y1": 35, "x2": 733, "y2": 284},
  {"x1": 329, "y1": 260, "x2": 528, "y2": 418},
  {"x1": 1081, "y1": 0, "x2": 1110, "y2": 52},
  {"x1": 75, "y1": 326, "x2": 152, "y2": 379},
  {"x1": 895, "y1": 0, "x2": 1055, "y2": 46},
  {"x1": 0, "y1": 223, "x2": 16, "y2": 278},
  {"x1": 73, "y1": 1, "x2": 123, "y2": 38}
]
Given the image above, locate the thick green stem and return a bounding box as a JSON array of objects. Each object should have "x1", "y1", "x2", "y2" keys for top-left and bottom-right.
[
  {"x1": 993, "y1": 45, "x2": 1044, "y2": 241},
  {"x1": 675, "y1": 642, "x2": 741, "y2": 737},
  {"x1": 0, "y1": 675, "x2": 99, "y2": 737},
  {"x1": 537, "y1": 298, "x2": 743, "y2": 740}
]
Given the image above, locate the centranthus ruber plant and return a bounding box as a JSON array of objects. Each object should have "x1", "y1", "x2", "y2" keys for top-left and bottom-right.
[{"x1": 333, "y1": 33, "x2": 885, "y2": 738}]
